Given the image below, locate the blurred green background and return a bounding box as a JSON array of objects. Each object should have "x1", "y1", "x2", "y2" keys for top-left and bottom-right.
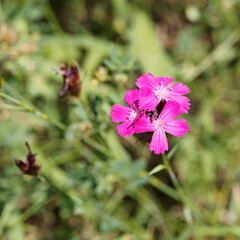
[{"x1": 1, "y1": 0, "x2": 240, "y2": 239}]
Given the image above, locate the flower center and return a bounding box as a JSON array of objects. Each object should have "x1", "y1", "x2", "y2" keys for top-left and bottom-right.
[
  {"x1": 156, "y1": 120, "x2": 166, "y2": 130},
  {"x1": 154, "y1": 84, "x2": 170, "y2": 101},
  {"x1": 128, "y1": 110, "x2": 137, "y2": 121}
]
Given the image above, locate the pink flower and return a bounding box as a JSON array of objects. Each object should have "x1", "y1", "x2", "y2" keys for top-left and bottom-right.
[
  {"x1": 136, "y1": 73, "x2": 190, "y2": 113},
  {"x1": 135, "y1": 101, "x2": 189, "y2": 154},
  {"x1": 110, "y1": 89, "x2": 143, "y2": 136}
]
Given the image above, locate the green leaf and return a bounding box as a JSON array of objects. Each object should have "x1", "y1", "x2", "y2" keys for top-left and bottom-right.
[{"x1": 149, "y1": 164, "x2": 167, "y2": 176}]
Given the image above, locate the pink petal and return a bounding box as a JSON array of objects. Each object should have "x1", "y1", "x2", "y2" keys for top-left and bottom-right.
[
  {"x1": 155, "y1": 76, "x2": 174, "y2": 87},
  {"x1": 168, "y1": 95, "x2": 190, "y2": 113},
  {"x1": 139, "y1": 88, "x2": 159, "y2": 110},
  {"x1": 150, "y1": 129, "x2": 168, "y2": 154},
  {"x1": 124, "y1": 89, "x2": 139, "y2": 107},
  {"x1": 117, "y1": 121, "x2": 135, "y2": 136},
  {"x1": 135, "y1": 115, "x2": 156, "y2": 133},
  {"x1": 136, "y1": 73, "x2": 158, "y2": 89},
  {"x1": 165, "y1": 119, "x2": 189, "y2": 137},
  {"x1": 158, "y1": 101, "x2": 181, "y2": 123},
  {"x1": 110, "y1": 104, "x2": 132, "y2": 122},
  {"x1": 180, "y1": 101, "x2": 190, "y2": 114},
  {"x1": 171, "y1": 82, "x2": 190, "y2": 95}
]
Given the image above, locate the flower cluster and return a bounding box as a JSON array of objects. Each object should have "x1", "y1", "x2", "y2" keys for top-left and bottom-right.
[{"x1": 110, "y1": 73, "x2": 190, "y2": 154}]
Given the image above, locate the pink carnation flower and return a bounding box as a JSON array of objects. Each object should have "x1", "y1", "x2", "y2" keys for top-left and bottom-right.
[
  {"x1": 136, "y1": 73, "x2": 190, "y2": 113},
  {"x1": 135, "y1": 101, "x2": 189, "y2": 154},
  {"x1": 110, "y1": 89, "x2": 143, "y2": 136}
]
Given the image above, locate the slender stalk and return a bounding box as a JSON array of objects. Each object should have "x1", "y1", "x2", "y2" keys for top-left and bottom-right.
[
  {"x1": 163, "y1": 153, "x2": 188, "y2": 203},
  {"x1": 163, "y1": 153, "x2": 196, "y2": 223},
  {"x1": 140, "y1": 170, "x2": 179, "y2": 201},
  {"x1": 162, "y1": 153, "x2": 216, "y2": 224},
  {"x1": 0, "y1": 91, "x2": 67, "y2": 130},
  {"x1": 0, "y1": 91, "x2": 110, "y2": 156}
]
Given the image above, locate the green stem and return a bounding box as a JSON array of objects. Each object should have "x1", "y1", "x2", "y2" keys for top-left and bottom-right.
[
  {"x1": 0, "y1": 91, "x2": 67, "y2": 130},
  {"x1": 163, "y1": 153, "x2": 195, "y2": 222},
  {"x1": 163, "y1": 153, "x2": 183, "y2": 195},
  {"x1": 0, "y1": 91, "x2": 110, "y2": 156},
  {"x1": 163, "y1": 153, "x2": 216, "y2": 223},
  {"x1": 140, "y1": 170, "x2": 179, "y2": 201}
]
